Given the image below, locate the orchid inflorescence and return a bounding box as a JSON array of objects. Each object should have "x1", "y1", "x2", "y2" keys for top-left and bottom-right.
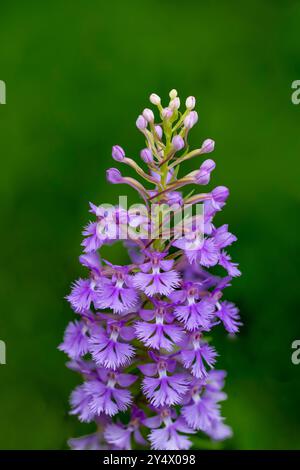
[{"x1": 60, "y1": 89, "x2": 241, "y2": 450}]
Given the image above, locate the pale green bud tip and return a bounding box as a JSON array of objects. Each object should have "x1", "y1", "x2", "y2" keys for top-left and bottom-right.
[{"x1": 169, "y1": 89, "x2": 178, "y2": 99}]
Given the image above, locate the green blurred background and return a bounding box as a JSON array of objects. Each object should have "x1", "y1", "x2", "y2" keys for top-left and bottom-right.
[{"x1": 1, "y1": 0, "x2": 300, "y2": 449}]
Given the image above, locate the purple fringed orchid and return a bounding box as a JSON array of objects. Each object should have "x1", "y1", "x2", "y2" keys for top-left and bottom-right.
[{"x1": 61, "y1": 89, "x2": 241, "y2": 450}]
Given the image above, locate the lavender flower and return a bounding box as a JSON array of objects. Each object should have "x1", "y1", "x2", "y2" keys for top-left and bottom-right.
[
  {"x1": 145, "y1": 408, "x2": 195, "y2": 450},
  {"x1": 135, "y1": 301, "x2": 184, "y2": 351},
  {"x1": 140, "y1": 354, "x2": 190, "y2": 407},
  {"x1": 66, "y1": 278, "x2": 99, "y2": 313},
  {"x1": 133, "y1": 251, "x2": 180, "y2": 296},
  {"x1": 170, "y1": 282, "x2": 216, "y2": 331},
  {"x1": 59, "y1": 320, "x2": 89, "y2": 359},
  {"x1": 61, "y1": 90, "x2": 241, "y2": 450},
  {"x1": 96, "y1": 264, "x2": 138, "y2": 313},
  {"x1": 88, "y1": 322, "x2": 135, "y2": 369},
  {"x1": 104, "y1": 407, "x2": 147, "y2": 450},
  {"x1": 180, "y1": 331, "x2": 218, "y2": 378}
]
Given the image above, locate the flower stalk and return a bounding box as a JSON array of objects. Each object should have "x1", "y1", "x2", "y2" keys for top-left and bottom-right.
[{"x1": 60, "y1": 90, "x2": 241, "y2": 450}]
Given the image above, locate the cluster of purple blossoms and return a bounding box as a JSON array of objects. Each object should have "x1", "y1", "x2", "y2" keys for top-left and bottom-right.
[{"x1": 60, "y1": 89, "x2": 241, "y2": 450}]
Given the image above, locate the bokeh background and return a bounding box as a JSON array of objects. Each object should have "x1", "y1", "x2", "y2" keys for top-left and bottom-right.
[{"x1": 1, "y1": 0, "x2": 300, "y2": 450}]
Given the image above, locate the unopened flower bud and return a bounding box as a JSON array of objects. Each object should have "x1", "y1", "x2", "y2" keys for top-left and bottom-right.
[
  {"x1": 140, "y1": 148, "x2": 153, "y2": 164},
  {"x1": 169, "y1": 89, "x2": 178, "y2": 99},
  {"x1": 172, "y1": 135, "x2": 185, "y2": 151},
  {"x1": 136, "y1": 115, "x2": 148, "y2": 130},
  {"x1": 170, "y1": 97, "x2": 180, "y2": 110},
  {"x1": 201, "y1": 138, "x2": 215, "y2": 153},
  {"x1": 155, "y1": 125, "x2": 163, "y2": 139},
  {"x1": 195, "y1": 159, "x2": 216, "y2": 185},
  {"x1": 106, "y1": 167, "x2": 123, "y2": 184},
  {"x1": 142, "y1": 108, "x2": 154, "y2": 122},
  {"x1": 112, "y1": 145, "x2": 125, "y2": 162},
  {"x1": 162, "y1": 107, "x2": 173, "y2": 119},
  {"x1": 185, "y1": 96, "x2": 196, "y2": 110},
  {"x1": 150, "y1": 93, "x2": 161, "y2": 105},
  {"x1": 211, "y1": 186, "x2": 230, "y2": 209},
  {"x1": 184, "y1": 111, "x2": 198, "y2": 129}
]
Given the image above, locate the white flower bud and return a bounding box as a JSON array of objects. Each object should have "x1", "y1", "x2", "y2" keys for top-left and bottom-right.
[
  {"x1": 150, "y1": 93, "x2": 161, "y2": 105},
  {"x1": 185, "y1": 96, "x2": 196, "y2": 110}
]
